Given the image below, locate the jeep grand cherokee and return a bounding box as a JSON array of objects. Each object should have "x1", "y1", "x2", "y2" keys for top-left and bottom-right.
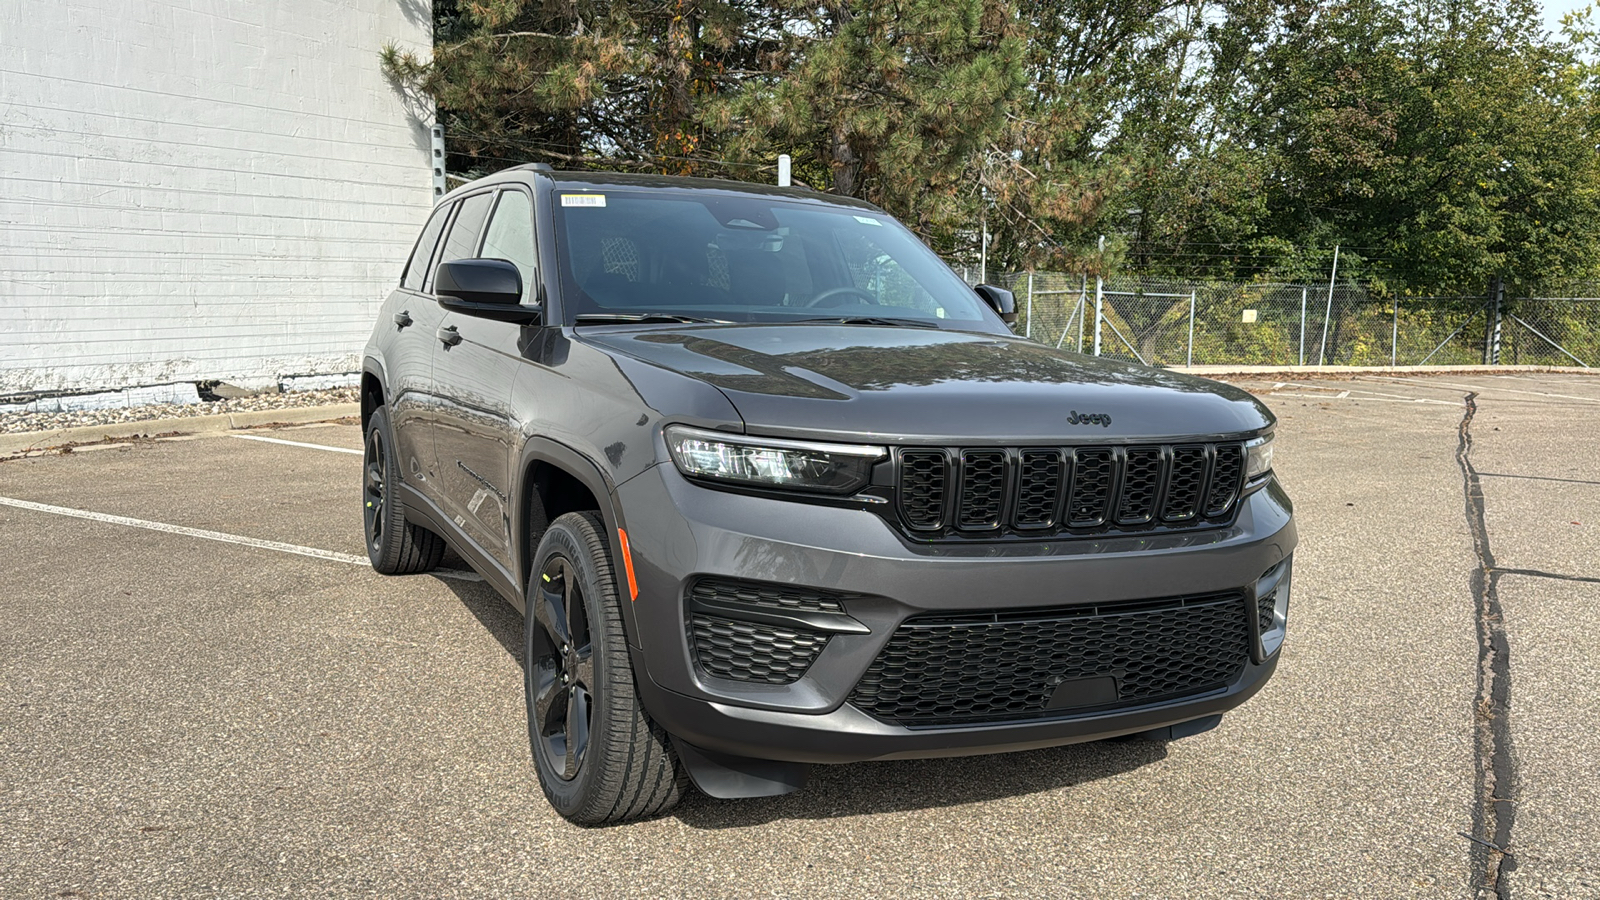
[{"x1": 360, "y1": 167, "x2": 1296, "y2": 825}]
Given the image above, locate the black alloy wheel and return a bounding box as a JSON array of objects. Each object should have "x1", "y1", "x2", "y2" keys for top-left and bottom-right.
[
  {"x1": 363, "y1": 425, "x2": 389, "y2": 555},
  {"x1": 530, "y1": 556, "x2": 595, "y2": 781},
  {"x1": 362, "y1": 405, "x2": 446, "y2": 574},
  {"x1": 523, "y1": 511, "x2": 686, "y2": 824}
]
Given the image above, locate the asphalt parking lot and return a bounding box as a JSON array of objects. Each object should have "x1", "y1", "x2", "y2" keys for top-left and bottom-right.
[{"x1": 2, "y1": 373, "x2": 1596, "y2": 899}]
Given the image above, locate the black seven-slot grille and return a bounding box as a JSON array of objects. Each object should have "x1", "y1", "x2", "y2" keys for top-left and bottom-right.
[
  {"x1": 849, "y1": 592, "x2": 1251, "y2": 726},
  {"x1": 895, "y1": 442, "x2": 1247, "y2": 538}
]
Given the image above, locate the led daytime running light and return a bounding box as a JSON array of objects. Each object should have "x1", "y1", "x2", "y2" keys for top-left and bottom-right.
[{"x1": 665, "y1": 426, "x2": 885, "y2": 494}]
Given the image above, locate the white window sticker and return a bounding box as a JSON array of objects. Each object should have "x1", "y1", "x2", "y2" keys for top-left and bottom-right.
[
  {"x1": 561, "y1": 194, "x2": 607, "y2": 208},
  {"x1": 853, "y1": 215, "x2": 882, "y2": 226}
]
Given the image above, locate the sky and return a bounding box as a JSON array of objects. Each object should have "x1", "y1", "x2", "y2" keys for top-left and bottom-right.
[{"x1": 1544, "y1": 0, "x2": 1594, "y2": 33}]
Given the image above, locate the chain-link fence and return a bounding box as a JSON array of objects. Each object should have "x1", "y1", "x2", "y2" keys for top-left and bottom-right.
[{"x1": 958, "y1": 269, "x2": 1600, "y2": 368}]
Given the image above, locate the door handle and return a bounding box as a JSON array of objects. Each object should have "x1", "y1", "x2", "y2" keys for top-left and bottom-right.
[
  {"x1": 436, "y1": 325, "x2": 462, "y2": 347},
  {"x1": 393, "y1": 310, "x2": 413, "y2": 329}
]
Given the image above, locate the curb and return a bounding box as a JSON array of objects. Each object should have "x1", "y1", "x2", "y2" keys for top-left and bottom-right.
[
  {"x1": 0, "y1": 403, "x2": 361, "y2": 456},
  {"x1": 1171, "y1": 364, "x2": 1594, "y2": 377}
]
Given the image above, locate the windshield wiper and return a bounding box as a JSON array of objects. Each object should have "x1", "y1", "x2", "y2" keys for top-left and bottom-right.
[
  {"x1": 573, "y1": 313, "x2": 728, "y2": 325},
  {"x1": 794, "y1": 315, "x2": 934, "y2": 328}
]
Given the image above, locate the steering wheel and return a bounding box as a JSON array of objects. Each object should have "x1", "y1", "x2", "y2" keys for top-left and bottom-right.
[{"x1": 804, "y1": 286, "x2": 880, "y2": 308}]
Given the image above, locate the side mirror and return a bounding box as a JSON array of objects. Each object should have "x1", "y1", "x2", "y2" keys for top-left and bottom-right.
[
  {"x1": 435, "y1": 259, "x2": 541, "y2": 324},
  {"x1": 974, "y1": 284, "x2": 1018, "y2": 325}
]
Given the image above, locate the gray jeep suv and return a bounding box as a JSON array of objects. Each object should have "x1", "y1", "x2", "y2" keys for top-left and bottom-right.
[{"x1": 360, "y1": 166, "x2": 1296, "y2": 824}]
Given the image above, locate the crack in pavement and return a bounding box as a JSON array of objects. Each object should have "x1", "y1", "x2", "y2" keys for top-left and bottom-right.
[
  {"x1": 1492, "y1": 567, "x2": 1600, "y2": 586},
  {"x1": 1458, "y1": 391, "x2": 1520, "y2": 898},
  {"x1": 1477, "y1": 472, "x2": 1600, "y2": 487}
]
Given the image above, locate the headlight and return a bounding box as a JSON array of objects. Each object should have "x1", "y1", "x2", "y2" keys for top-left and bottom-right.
[
  {"x1": 664, "y1": 425, "x2": 885, "y2": 494},
  {"x1": 1246, "y1": 432, "x2": 1274, "y2": 479}
]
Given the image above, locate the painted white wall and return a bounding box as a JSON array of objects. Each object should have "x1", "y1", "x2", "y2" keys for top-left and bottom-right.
[{"x1": 0, "y1": 0, "x2": 434, "y2": 395}]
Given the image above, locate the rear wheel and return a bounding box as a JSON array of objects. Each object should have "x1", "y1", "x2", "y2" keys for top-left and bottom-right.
[
  {"x1": 363, "y1": 406, "x2": 446, "y2": 574},
  {"x1": 525, "y1": 511, "x2": 686, "y2": 825}
]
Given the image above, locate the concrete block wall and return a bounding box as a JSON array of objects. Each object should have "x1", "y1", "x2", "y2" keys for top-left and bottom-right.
[{"x1": 0, "y1": 0, "x2": 434, "y2": 396}]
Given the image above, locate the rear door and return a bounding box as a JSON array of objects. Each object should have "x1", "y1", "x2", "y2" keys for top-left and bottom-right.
[
  {"x1": 385, "y1": 200, "x2": 454, "y2": 499},
  {"x1": 432, "y1": 186, "x2": 540, "y2": 570}
]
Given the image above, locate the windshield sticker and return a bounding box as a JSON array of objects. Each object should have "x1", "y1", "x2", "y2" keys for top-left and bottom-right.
[
  {"x1": 853, "y1": 215, "x2": 882, "y2": 226},
  {"x1": 561, "y1": 194, "x2": 607, "y2": 208}
]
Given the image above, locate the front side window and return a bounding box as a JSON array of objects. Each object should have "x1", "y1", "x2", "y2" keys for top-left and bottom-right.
[
  {"x1": 551, "y1": 191, "x2": 1003, "y2": 332},
  {"x1": 480, "y1": 190, "x2": 538, "y2": 303},
  {"x1": 402, "y1": 204, "x2": 451, "y2": 292},
  {"x1": 427, "y1": 191, "x2": 494, "y2": 292}
]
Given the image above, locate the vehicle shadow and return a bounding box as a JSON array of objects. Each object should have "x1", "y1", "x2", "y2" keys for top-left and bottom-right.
[
  {"x1": 430, "y1": 566, "x2": 1171, "y2": 826},
  {"x1": 434, "y1": 557, "x2": 524, "y2": 663},
  {"x1": 670, "y1": 739, "x2": 1168, "y2": 828}
]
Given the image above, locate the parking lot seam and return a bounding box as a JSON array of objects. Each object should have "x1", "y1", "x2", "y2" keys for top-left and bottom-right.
[{"x1": 1457, "y1": 391, "x2": 1520, "y2": 898}]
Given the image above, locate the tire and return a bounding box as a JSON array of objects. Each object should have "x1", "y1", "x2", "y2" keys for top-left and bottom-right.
[
  {"x1": 525, "y1": 511, "x2": 687, "y2": 825},
  {"x1": 363, "y1": 405, "x2": 446, "y2": 575}
]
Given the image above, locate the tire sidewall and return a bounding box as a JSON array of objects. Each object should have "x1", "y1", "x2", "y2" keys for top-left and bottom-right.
[
  {"x1": 524, "y1": 514, "x2": 623, "y2": 818},
  {"x1": 364, "y1": 407, "x2": 404, "y2": 569}
]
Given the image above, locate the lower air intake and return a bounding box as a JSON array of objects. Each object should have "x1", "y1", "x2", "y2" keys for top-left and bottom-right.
[
  {"x1": 690, "y1": 616, "x2": 828, "y2": 685},
  {"x1": 849, "y1": 593, "x2": 1250, "y2": 725}
]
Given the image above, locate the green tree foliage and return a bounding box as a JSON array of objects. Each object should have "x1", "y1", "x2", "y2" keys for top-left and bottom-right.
[
  {"x1": 705, "y1": 1, "x2": 1026, "y2": 251},
  {"x1": 384, "y1": 0, "x2": 1600, "y2": 294},
  {"x1": 382, "y1": 0, "x2": 778, "y2": 173},
  {"x1": 1131, "y1": 0, "x2": 1600, "y2": 294}
]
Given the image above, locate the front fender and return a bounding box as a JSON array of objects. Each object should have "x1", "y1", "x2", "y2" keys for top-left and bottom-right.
[{"x1": 514, "y1": 436, "x2": 643, "y2": 647}]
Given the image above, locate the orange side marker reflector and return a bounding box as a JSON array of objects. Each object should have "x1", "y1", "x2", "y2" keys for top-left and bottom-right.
[{"x1": 617, "y1": 528, "x2": 639, "y2": 601}]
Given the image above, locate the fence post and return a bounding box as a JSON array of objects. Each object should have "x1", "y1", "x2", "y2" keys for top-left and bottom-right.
[
  {"x1": 1318, "y1": 245, "x2": 1340, "y2": 366},
  {"x1": 1093, "y1": 275, "x2": 1104, "y2": 356},
  {"x1": 1484, "y1": 276, "x2": 1504, "y2": 365},
  {"x1": 1391, "y1": 299, "x2": 1400, "y2": 366},
  {"x1": 1187, "y1": 290, "x2": 1196, "y2": 367},
  {"x1": 1025, "y1": 272, "x2": 1034, "y2": 339},
  {"x1": 1078, "y1": 275, "x2": 1087, "y2": 352},
  {"x1": 1093, "y1": 236, "x2": 1104, "y2": 356},
  {"x1": 1299, "y1": 288, "x2": 1307, "y2": 366}
]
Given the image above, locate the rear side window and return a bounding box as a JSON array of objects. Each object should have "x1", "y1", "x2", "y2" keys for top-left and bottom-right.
[
  {"x1": 480, "y1": 189, "x2": 537, "y2": 303},
  {"x1": 427, "y1": 191, "x2": 495, "y2": 291},
  {"x1": 401, "y1": 204, "x2": 451, "y2": 291}
]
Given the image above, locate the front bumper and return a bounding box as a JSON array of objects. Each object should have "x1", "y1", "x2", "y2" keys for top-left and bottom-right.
[{"x1": 614, "y1": 461, "x2": 1297, "y2": 764}]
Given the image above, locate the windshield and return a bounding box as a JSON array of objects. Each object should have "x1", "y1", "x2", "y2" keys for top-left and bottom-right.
[{"x1": 551, "y1": 189, "x2": 1005, "y2": 332}]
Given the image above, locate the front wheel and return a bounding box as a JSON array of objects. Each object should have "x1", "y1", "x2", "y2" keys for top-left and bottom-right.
[{"x1": 525, "y1": 512, "x2": 686, "y2": 825}]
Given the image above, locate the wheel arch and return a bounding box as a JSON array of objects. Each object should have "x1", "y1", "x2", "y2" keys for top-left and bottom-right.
[
  {"x1": 515, "y1": 437, "x2": 642, "y2": 646},
  {"x1": 360, "y1": 357, "x2": 388, "y2": 431}
]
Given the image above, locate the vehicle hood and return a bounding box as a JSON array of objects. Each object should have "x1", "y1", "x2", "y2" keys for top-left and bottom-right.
[{"x1": 579, "y1": 324, "x2": 1274, "y2": 443}]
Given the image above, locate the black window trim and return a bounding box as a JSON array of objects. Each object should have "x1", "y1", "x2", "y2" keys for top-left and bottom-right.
[
  {"x1": 401, "y1": 201, "x2": 453, "y2": 293},
  {"x1": 480, "y1": 185, "x2": 542, "y2": 306},
  {"x1": 425, "y1": 188, "x2": 497, "y2": 294}
]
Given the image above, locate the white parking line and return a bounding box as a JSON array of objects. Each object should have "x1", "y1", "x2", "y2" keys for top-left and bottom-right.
[
  {"x1": 0, "y1": 495, "x2": 482, "y2": 582},
  {"x1": 231, "y1": 434, "x2": 362, "y2": 455},
  {"x1": 1268, "y1": 393, "x2": 1458, "y2": 405},
  {"x1": 1361, "y1": 376, "x2": 1600, "y2": 403}
]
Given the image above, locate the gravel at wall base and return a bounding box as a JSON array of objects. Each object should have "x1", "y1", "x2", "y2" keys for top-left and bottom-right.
[{"x1": 0, "y1": 388, "x2": 360, "y2": 435}]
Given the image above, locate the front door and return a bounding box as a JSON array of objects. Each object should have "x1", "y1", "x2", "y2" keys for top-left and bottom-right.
[{"x1": 432, "y1": 187, "x2": 541, "y2": 571}]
